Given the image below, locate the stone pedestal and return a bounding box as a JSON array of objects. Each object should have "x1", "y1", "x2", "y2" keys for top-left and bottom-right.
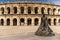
[{"x1": 35, "y1": 14, "x2": 55, "y2": 36}]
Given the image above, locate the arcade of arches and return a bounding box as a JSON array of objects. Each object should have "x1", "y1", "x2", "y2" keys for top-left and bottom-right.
[
  {"x1": 0, "y1": 2, "x2": 60, "y2": 26},
  {"x1": 0, "y1": 18, "x2": 60, "y2": 26}
]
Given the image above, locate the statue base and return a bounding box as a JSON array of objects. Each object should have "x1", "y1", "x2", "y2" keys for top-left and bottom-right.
[{"x1": 35, "y1": 26, "x2": 55, "y2": 36}]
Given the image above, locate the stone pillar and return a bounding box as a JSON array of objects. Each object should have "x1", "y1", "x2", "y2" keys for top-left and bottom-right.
[
  {"x1": 45, "y1": 8, "x2": 47, "y2": 14},
  {"x1": 10, "y1": 6, "x2": 14, "y2": 14},
  {"x1": 24, "y1": 6, "x2": 27, "y2": 14},
  {"x1": 39, "y1": 18, "x2": 41, "y2": 26},
  {"x1": 38, "y1": 7, "x2": 41, "y2": 14},
  {"x1": 17, "y1": 18, "x2": 20, "y2": 26},
  {"x1": 4, "y1": 18, "x2": 6, "y2": 26},
  {"x1": 55, "y1": 9, "x2": 58, "y2": 15},
  {"x1": 25, "y1": 18, "x2": 27, "y2": 26},
  {"x1": 4, "y1": 7, "x2": 7, "y2": 14},
  {"x1": 17, "y1": 6, "x2": 20, "y2": 14},
  {"x1": 32, "y1": 7, "x2": 35, "y2": 14},
  {"x1": 10, "y1": 18, "x2": 13, "y2": 26},
  {"x1": 32, "y1": 18, "x2": 34, "y2": 26}
]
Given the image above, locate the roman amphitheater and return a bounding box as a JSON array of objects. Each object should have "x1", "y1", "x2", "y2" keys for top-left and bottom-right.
[{"x1": 0, "y1": 2, "x2": 60, "y2": 36}]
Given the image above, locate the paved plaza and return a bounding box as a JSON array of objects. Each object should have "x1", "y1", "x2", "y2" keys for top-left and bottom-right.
[
  {"x1": 0, "y1": 32, "x2": 60, "y2": 40},
  {"x1": 0, "y1": 26, "x2": 59, "y2": 40}
]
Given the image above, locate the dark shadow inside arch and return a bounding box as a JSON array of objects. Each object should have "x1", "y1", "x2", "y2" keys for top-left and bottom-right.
[
  {"x1": 14, "y1": 7, "x2": 17, "y2": 14},
  {"x1": 27, "y1": 18, "x2": 32, "y2": 25},
  {"x1": 59, "y1": 19, "x2": 60, "y2": 23},
  {"x1": 41, "y1": 7, "x2": 45, "y2": 14},
  {"x1": 1, "y1": 19, "x2": 4, "y2": 26},
  {"x1": 47, "y1": 8, "x2": 51, "y2": 15},
  {"x1": 35, "y1": 7, "x2": 38, "y2": 14},
  {"x1": 21, "y1": 7, "x2": 24, "y2": 14},
  {"x1": 34, "y1": 18, "x2": 39, "y2": 26},
  {"x1": 13, "y1": 18, "x2": 17, "y2": 26},
  {"x1": 7, "y1": 7, "x2": 10, "y2": 14},
  {"x1": 7, "y1": 19, "x2": 10, "y2": 26},
  {"x1": 53, "y1": 8, "x2": 56, "y2": 15},
  {"x1": 54, "y1": 19, "x2": 56, "y2": 25},
  {"x1": 28, "y1": 7, "x2": 31, "y2": 14},
  {"x1": 20, "y1": 18, "x2": 24, "y2": 26},
  {"x1": 1, "y1": 7, "x2": 4, "y2": 14}
]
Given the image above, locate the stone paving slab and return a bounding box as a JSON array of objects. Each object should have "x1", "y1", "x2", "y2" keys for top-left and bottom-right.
[{"x1": 0, "y1": 32, "x2": 60, "y2": 40}]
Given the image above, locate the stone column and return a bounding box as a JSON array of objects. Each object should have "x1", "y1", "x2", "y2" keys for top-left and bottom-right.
[
  {"x1": 10, "y1": 18, "x2": 13, "y2": 26},
  {"x1": 24, "y1": 6, "x2": 27, "y2": 14},
  {"x1": 25, "y1": 18, "x2": 27, "y2": 26},
  {"x1": 32, "y1": 18, "x2": 34, "y2": 26},
  {"x1": 10, "y1": 5, "x2": 14, "y2": 14},
  {"x1": 55, "y1": 9, "x2": 58, "y2": 15},
  {"x1": 38, "y1": 7, "x2": 41, "y2": 14},
  {"x1": 45, "y1": 8, "x2": 47, "y2": 14},
  {"x1": 4, "y1": 7, "x2": 7, "y2": 14},
  {"x1": 39, "y1": 18, "x2": 41, "y2": 26},
  {"x1": 17, "y1": 18, "x2": 20, "y2": 26},
  {"x1": 4, "y1": 18, "x2": 6, "y2": 26},
  {"x1": 17, "y1": 6, "x2": 20, "y2": 14}
]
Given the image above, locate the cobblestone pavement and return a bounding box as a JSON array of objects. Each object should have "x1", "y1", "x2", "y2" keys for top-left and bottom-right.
[{"x1": 0, "y1": 32, "x2": 60, "y2": 40}]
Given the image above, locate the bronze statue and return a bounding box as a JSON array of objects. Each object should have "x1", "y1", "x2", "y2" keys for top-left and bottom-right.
[{"x1": 35, "y1": 14, "x2": 55, "y2": 36}]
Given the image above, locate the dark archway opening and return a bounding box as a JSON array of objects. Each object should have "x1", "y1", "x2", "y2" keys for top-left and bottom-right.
[
  {"x1": 1, "y1": 7, "x2": 4, "y2": 14},
  {"x1": 13, "y1": 18, "x2": 17, "y2": 26},
  {"x1": 20, "y1": 18, "x2": 24, "y2": 26},
  {"x1": 54, "y1": 19, "x2": 56, "y2": 25},
  {"x1": 34, "y1": 18, "x2": 39, "y2": 26},
  {"x1": 14, "y1": 7, "x2": 17, "y2": 14},
  {"x1": 7, "y1": 7, "x2": 10, "y2": 14},
  {"x1": 27, "y1": 18, "x2": 32, "y2": 25},
  {"x1": 35, "y1": 7, "x2": 38, "y2": 14},
  {"x1": 21, "y1": 7, "x2": 24, "y2": 14},
  {"x1": 41, "y1": 7, "x2": 45, "y2": 14},
  {"x1": 28, "y1": 7, "x2": 31, "y2": 14},
  {"x1": 1, "y1": 19, "x2": 4, "y2": 26},
  {"x1": 7, "y1": 19, "x2": 10, "y2": 26},
  {"x1": 53, "y1": 8, "x2": 56, "y2": 15},
  {"x1": 47, "y1": 8, "x2": 51, "y2": 15},
  {"x1": 48, "y1": 19, "x2": 51, "y2": 25}
]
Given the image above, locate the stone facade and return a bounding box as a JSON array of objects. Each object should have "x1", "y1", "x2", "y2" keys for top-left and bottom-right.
[
  {"x1": 0, "y1": 2, "x2": 60, "y2": 36},
  {"x1": 0, "y1": 2, "x2": 60, "y2": 26}
]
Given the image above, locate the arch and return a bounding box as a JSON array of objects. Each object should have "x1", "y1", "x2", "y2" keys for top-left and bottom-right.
[
  {"x1": 58, "y1": 9, "x2": 60, "y2": 14},
  {"x1": 48, "y1": 19, "x2": 51, "y2": 25},
  {"x1": 34, "y1": 7, "x2": 38, "y2": 14},
  {"x1": 20, "y1": 18, "x2": 25, "y2": 25},
  {"x1": 13, "y1": 7, "x2": 17, "y2": 14},
  {"x1": 34, "y1": 18, "x2": 39, "y2": 26},
  {"x1": 1, "y1": 7, "x2": 4, "y2": 14},
  {"x1": 1, "y1": 19, "x2": 4, "y2": 26},
  {"x1": 7, "y1": 18, "x2": 10, "y2": 26},
  {"x1": 13, "y1": 18, "x2": 17, "y2": 26},
  {"x1": 53, "y1": 8, "x2": 56, "y2": 15},
  {"x1": 27, "y1": 18, "x2": 32, "y2": 25},
  {"x1": 47, "y1": 8, "x2": 51, "y2": 14},
  {"x1": 21, "y1": 7, "x2": 24, "y2": 14},
  {"x1": 41, "y1": 7, "x2": 45, "y2": 14},
  {"x1": 28, "y1": 7, "x2": 31, "y2": 14},
  {"x1": 58, "y1": 19, "x2": 60, "y2": 23},
  {"x1": 7, "y1": 7, "x2": 10, "y2": 14},
  {"x1": 54, "y1": 19, "x2": 56, "y2": 25}
]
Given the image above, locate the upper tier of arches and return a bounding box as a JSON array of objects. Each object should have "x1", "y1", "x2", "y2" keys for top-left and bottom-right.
[{"x1": 0, "y1": 2, "x2": 60, "y2": 15}]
